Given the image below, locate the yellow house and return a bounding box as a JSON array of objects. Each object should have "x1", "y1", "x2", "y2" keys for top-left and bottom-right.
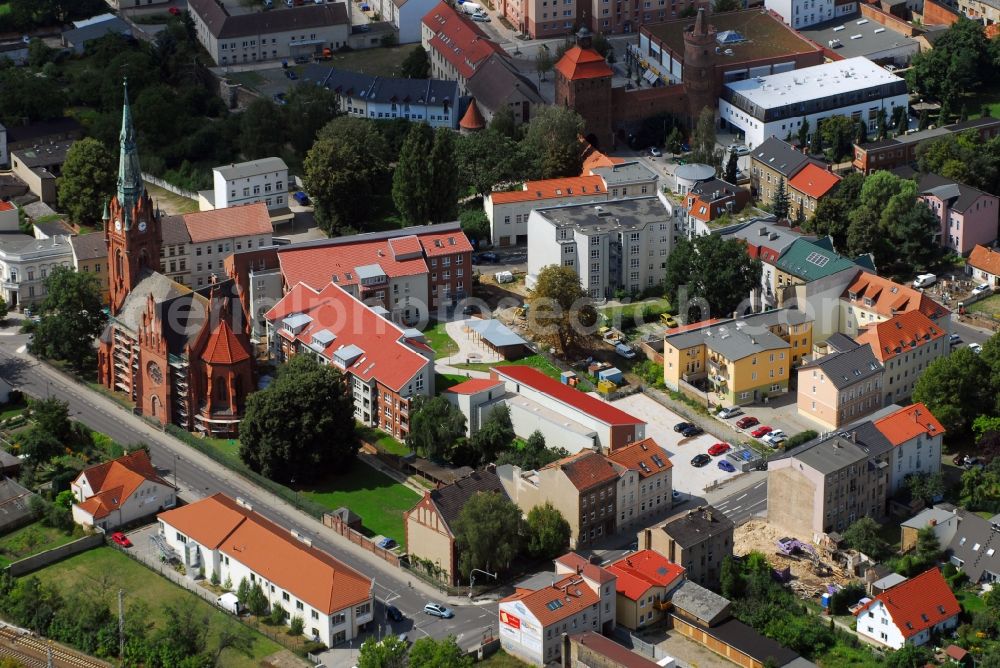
[{"x1": 663, "y1": 309, "x2": 813, "y2": 406}]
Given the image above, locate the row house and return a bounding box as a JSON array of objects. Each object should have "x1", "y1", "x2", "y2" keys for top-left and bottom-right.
[
  {"x1": 749, "y1": 138, "x2": 838, "y2": 216},
  {"x1": 852, "y1": 117, "x2": 1000, "y2": 175},
  {"x1": 872, "y1": 402, "x2": 944, "y2": 494},
  {"x1": 637, "y1": 505, "x2": 734, "y2": 590},
  {"x1": 605, "y1": 550, "x2": 685, "y2": 630},
  {"x1": 606, "y1": 438, "x2": 673, "y2": 531},
  {"x1": 723, "y1": 220, "x2": 815, "y2": 312},
  {"x1": 855, "y1": 310, "x2": 947, "y2": 405}
]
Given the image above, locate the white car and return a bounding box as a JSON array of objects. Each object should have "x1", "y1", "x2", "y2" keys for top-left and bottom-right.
[
  {"x1": 472, "y1": 13, "x2": 490, "y2": 21},
  {"x1": 969, "y1": 342, "x2": 983, "y2": 354},
  {"x1": 728, "y1": 144, "x2": 750, "y2": 156},
  {"x1": 762, "y1": 430, "x2": 787, "y2": 446},
  {"x1": 972, "y1": 283, "x2": 991, "y2": 296},
  {"x1": 717, "y1": 406, "x2": 741, "y2": 419},
  {"x1": 649, "y1": 147, "x2": 663, "y2": 157},
  {"x1": 913, "y1": 273, "x2": 937, "y2": 289}
]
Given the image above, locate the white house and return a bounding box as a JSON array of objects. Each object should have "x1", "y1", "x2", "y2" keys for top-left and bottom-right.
[
  {"x1": 765, "y1": 0, "x2": 835, "y2": 28},
  {"x1": 854, "y1": 568, "x2": 960, "y2": 649},
  {"x1": 71, "y1": 450, "x2": 176, "y2": 531},
  {"x1": 359, "y1": 0, "x2": 440, "y2": 43},
  {"x1": 0, "y1": 233, "x2": 74, "y2": 309},
  {"x1": 158, "y1": 493, "x2": 374, "y2": 648},
  {"x1": 872, "y1": 403, "x2": 944, "y2": 495},
  {"x1": 202, "y1": 158, "x2": 289, "y2": 212},
  {"x1": 181, "y1": 203, "x2": 275, "y2": 288},
  {"x1": 719, "y1": 57, "x2": 909, "y2": 149},
  {"x1": 968, "y1": 244, "x2": 1000, "y2": 287}
]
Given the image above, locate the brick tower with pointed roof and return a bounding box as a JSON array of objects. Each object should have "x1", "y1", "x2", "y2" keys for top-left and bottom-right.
[
  {"x1": 683, "y1": 9, "x2": 717, "y2": 126},
  {"x1": 193, "y1": 287, "x2": 253, "y2": 428},
  {"x1": 554, "y1": 27, "x2": 614, "y2": 148}
]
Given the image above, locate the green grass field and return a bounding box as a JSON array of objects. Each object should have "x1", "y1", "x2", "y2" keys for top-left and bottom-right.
[
  {"x1": 480, "y1": 651, "x2": 532, "y2": 668},
  {"x1": 423, "y1": 321, "x2": 459, "y2": 358},
  {"x1": 32, "y1": 547, "x2": 282, "y2": 668},
  {"x1": 357, "y1": 424, "x2": 408, "y2": 456},
  {"x1": 0, "y1": 522, "x2": 79, "y2": 569},
  {"x1": 957, "y1": 589, "x2": 986, "y2": 614},
  {"x1": 0, "y1": 399, "x2": 27, "y2": 421},
  {"x1": 434, "y1": 372, "x2": 467, "y2": 394},
  {"x1": 968, "y1": 293, "x2": 1000, "y2": 318},
  {"x1": 300, "y1": 463, "x2": 419, "y2": 547},
  {"x1": 322, "y1": 44, "x2": 420, "y2": 78}
]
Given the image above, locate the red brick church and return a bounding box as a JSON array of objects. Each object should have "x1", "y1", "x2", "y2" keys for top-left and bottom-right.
[{"x1": 97, "y1": 83, "x2": 253, "y2": 437}]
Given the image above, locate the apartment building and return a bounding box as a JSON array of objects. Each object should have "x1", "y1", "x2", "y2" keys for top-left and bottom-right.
[
  {"x1": 364, "y1": 0, "x2": 438, "y2": 43},
  {"x1": 0, "y1": 233, "x2": 73, "y2": 309},
  {"x1": 70, "y1": 232, "x2": 109, "y2": 304},
  {"x1": 159, "y1": 493, "x2": 374, "y2": 647},
  {"x1": 855, "y1": 310, "x2": 947, "y2": 404},
  {"x1": 605, "y1": 550, "x2": 685, "y2": 630},
  {"x1": 852, "y1": 117, "x2": 1000, "y2": 174},
  {"x1": 968, "y1": 244, "x2": 1000, "y2": 287},
  {"x1": 498, "y1": 451, "x2": 620, "y2": 549},
  {"x1": 526, "y1": 197, "x2": 673, "y2": 299},
  {"x1": 606, "y1": 438, "x2": 673, "y2": 532},
  {"x1": 223, "y1": 246, "x2": 283, "y2": 341},
  {"x1": 873, "y1": 403, "x2": 944, "y2": 494},
  {"x1": 750, "y1": 137, "x2": 821, "y2": 206},
  {"x1": 421, "y1": 2, "x2": 505, "y2": 91},
  {"x1": 766, "y1": 0, "x2": 836, "y2": 27},
  {"x1": 663, "y1": 309, "x2": 814, "y2": 406},
  {"x1": 957, "y1": 0, "x2": 1000, "y2": 24},
  {"x1": 682, "y1": 178, "x2": 748, "y2": 236},
  {"x1": 768, "y1": 432, "x2": 890, "y2": 539},
  {"x1": 838, "y1": 271, "x2": 950, "y2": 338},
  {"x1": 797, "y1": 335, "x2": 884, "y2": 431},
  {"x1": 638, "y1": 505, "x2": 734, "y2": 590},
  {"x1": 914, "y1": 172, "x2": 999, "y2": 256},
  {"x1": 265, "y1": 281, "x2": 434, "y2": 440},
  {"x1": 203, "y1": 158, "x2": 289, "y2": 213},
  {"x1": 788, "y1": 163, "x2": 841, "y2": 221},
  {"x1": 723, "y1": 220, "x2": 815, "y2": 312}
]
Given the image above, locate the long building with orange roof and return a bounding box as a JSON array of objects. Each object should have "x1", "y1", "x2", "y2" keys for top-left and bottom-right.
[
  {"x1": 855, "y1": 310, "x2": 947, "y2": 404},
  {"x1": 839, "y1": 270, "x2": 949, "y2": 338}
]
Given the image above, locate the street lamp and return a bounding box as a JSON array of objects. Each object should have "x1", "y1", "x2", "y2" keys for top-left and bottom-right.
[{"x1": 469, "y1": 568, "x2": 497, "y2": 598}]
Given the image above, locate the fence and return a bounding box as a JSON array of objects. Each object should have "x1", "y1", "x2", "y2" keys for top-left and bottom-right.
[
  {"x1": 140, "y1": 172, "x2": 198, "y2": 200},
  {"x1": 7, "y1": 534, "x2": 104, "y2": 576},
  {"x1": 322, "y1": 513, "x2": 401, "y2": 568}
]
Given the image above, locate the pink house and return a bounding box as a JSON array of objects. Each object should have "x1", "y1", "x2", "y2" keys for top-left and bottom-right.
[{"x1": 916, "y1": 173, "x2": 999, "y2": 256}]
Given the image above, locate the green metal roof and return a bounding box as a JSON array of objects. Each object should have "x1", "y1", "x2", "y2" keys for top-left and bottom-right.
[{"x1": 775, "y1": 238, "x2": 860, "y2": 282}]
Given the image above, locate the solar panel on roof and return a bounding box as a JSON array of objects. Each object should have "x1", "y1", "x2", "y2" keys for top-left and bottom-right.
[
  {"x1": 805, "y1": 251, "x2": 831, "y2": 267},
  {"x1": 546, "y1": 599, "x2": 564, "y2": 610}
]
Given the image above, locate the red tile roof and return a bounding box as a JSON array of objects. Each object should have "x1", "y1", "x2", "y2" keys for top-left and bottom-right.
[
  {"x1": 555, "y1": 552, "x2": 617, "y2": 584},
  {"x1": 418, "y1": 229, "x2": 474, "y2": 257},
  {"x1": 855, "y1": 310, "x2": 946, "y2": 363},
  {"x1": 201, "y1": 318, "x2": 251, "y2": 365},
  {"x1": 606, "y1": 550, "x2": 685, "y2": 601},
  {"x1": 158, "y1": 494, "x2": 372, "y2": 615},
  {"x1": 445, "y1": 378, "x2": 503, "y2": 395},
  {"x1": 490, "y1": 176, "x2": 605, "y2": 205},
  {"x1": 663, "y1": 317, "x2": 722, "y2": 336},
  {"x1": 74, "y1": 450, "x2": 173, "y2": 520},
  {"x1": 873, "y1": 403, "x2": 945, "y2": 446},
  {"x1": 279, "y1": 239, "x2": 427, "y2": 290},
  {"x1": 493, "y1": 365, "x2": 644, "y2": 427},
  {"x1": 0, "y1": 201, "x2": 15, "y2": 212},
  {"x1": 970, "y1": 244, "x2": 1000, "y2": 277},
  {"x1": 788, "y1": 162, "x2": 840, "y2": 200},
  {"x1": 581, "y1": 142, "x2": 624, "y2": 173},
  {"x1": 422, "y1": 2, "x2": 504, "y2": 80},
  {"x1": 501, "y1": 573, "x2": 600, "y2": 627},
  {"x1": 459, "y1": 98, "x2": 486, "y2": 130},
  {"x1": 544, "y1": 451, "x2": 619, "y2": 491},
  {"x1": 554, "y1": 45, "x2": 613, "y2": 81},
  {"x1": 265, "y1": 282, "x2": 430, "y2": 391},
  {"x1": 182, "y1": 202, "x2": 272, "y2": 244},
  {"x1": 606, "y1": 438, "x2": 673, "y2": 477},
  {"x1": 854, "y1": 568, "x2": 959, "y2": 639},
  {"x1": 841, "y1": 272, "x2": 949, "y2": 321}
]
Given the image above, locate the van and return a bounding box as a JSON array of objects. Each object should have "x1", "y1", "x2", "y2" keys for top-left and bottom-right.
[
  {"x1": 495, "y1": 271, "x2": 514, "y2": 284},
  {"x1": 217, "y1": 593, "x2": 240, "y2": 615},
  {"x1": 912, "y1": 273, "x2": 937, "y2": 288}
]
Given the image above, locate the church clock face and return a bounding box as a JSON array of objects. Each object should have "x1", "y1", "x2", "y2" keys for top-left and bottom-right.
[
  {"x1": 139, "y1": 220, "x2": 147, "y2": 232},
  {"x1": 147, "y1": 361, "x2": 163, "y2": 385},
  {"x1": 115, "y1": 218, "x2": 122, "y2": 232}
]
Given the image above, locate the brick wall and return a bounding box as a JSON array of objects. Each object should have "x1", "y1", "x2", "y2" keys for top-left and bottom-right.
[
  {"x1": 859, "y1": 3, "x2": 920, "y2": 35},
  {"x1": 921, "y1": 0, "x2": 960, "y2": 25}
]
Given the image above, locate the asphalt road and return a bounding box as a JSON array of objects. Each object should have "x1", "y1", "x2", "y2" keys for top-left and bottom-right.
[
  {"x1": 950, "y1": 315, "x2": 994, "y2": 348},
  {"x1": 0, "y1": 322, "x2": 495, "y2": 652},
  {"x1": 712, "y1": 478, "x2": 768, "y2": 526}
]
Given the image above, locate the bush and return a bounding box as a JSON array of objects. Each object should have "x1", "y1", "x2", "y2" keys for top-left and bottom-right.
[
  {"x1": 633, "y1": 360, "x2": 665, "y2": 388},
  {"x1": 785, "y1": 430, "x2": 818, "y2": 448},
  {"x1": 268, "y1": 605, "x2": 286, "y2": 626},
  {"x1": 289, "y1": 616, "x2": 304, "y2": 636}
]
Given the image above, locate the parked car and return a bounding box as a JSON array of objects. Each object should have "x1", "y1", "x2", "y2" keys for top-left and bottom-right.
[
  {"x1": 476, "y1": 251, "x2": 499, "y2": 264},
  {"x1": 707, "y1": 442, "x2": 731, "y2": 456},
  {"x1": 672, "y1": 489, "x2": 681, "y2": 501},
  {"x1": 718, "y1": 460, "x2": 736, "y2": 473},
  {"x1": 965, "y1": 457, "x2": 985, "y2": 470},
  {"x1": 949, "y1": 333, "x2": 962, "y2": 346},
  {"x1": 424, "y1": 603, "x2": 454, "y2": 618},
  {"x1": 293, "y1": 191, "x2": 310, "y2": 205},
  {"x1": 376, "y1": 537, "x2": 397, "y2": 550},
  {"x1": 110, "y1": 532, "x2": 132, "y2": 548},
  {"x1": 272, "y1": 92, "x2": 287, "y2": 105},
  {"x1": 728, "y1": 144, "x2": 750, "y2": 156},
  {"x1": 912, "y1": 273, "x2": 937, "y2": 289},
  {"x1": 762, "y1": 430, "x2": 787, "y2": 446},
  {"x1": 285, "y1": 69, "x2": 298, "y2": 80},
  {"x1": 615, "y1": 343, "x2": 637, "y2": 360},
  {"x1": 717, "y1": 406, "x2": 741, "y2": 419},
  {"x1": 168, "y1": 6, "x2": 182, "y2": 14},
  {"x1": 952, "y1": 454, "x2": 968, "y2": 467},
  {"x1": 673, "y1": 422, "x2": 694, "y2": 433},
  {"x1": 750, "y1": 425, "x2": 773, "y2": 438},
  {"x1": 972, "y1": 283, "x2": 991, "y2": 296},
  {"x1": 690, "y1": 454, "x2": 711, "y2": 468},
  {"x1": 660, "y1": 313, "x2": 678, "y2": 328},
  {"x1": 386, "y1": 605, "x2": 404, "y2": 622},
  {"x1": 970, "y1": 342, "x2": 983, "y2": 354},
  {"x1": 680, "y1": 425, "x2": 703, "y2": 438},
  {"x1": 472, "y1": 13, "x2": 490, "y2": 21},
  {"x1": 649, "y1": 147, "x2": 663, "y2": 157},
  {"x1": 736, "y1": 416, "x2": 759, "y2": 430},
  {"x1": 495, "y1": 271, "x2": 514, "y2": 284}
]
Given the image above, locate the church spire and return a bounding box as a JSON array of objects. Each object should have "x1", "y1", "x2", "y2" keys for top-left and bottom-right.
[{"x1": 117, "y1": 78, "x2": 143, "y2": 228}]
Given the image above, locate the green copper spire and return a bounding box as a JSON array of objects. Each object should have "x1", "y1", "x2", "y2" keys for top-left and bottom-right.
[{"x1": 116, "y1": 78, "x2": 143, "y2": 228}]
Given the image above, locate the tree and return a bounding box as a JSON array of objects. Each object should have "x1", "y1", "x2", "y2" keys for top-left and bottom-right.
[
  {"x1": 405, "y1": 395, "x2": 467, "y2": 461},
  {"x1": 457, "y1": 129, "x2": 518, "y2": 197},
  {"x1": 690, "y1": 107, "x2": 721, "y2": 169},
  {"x1": 937, "y1": 97, "x2": 952, "y2": 127},
  {"x1": 664, "y1": 234, "x2": 762, "y2": 323},
  {"x1": 489, "y1": 106, "x2": 519, "y2": 140},
  {"x1": 854, "y1": 118, "x2": 868, "y2": 145},
  {"x1": 918, "y1": 108, "x2": 930, "y2": 130},
  {"x1": 304, "y1": 117, "x2": 390, "y2": 234},
  {"x1": 914, "y1": 525, "x2": 941, "y2": 562},
  {"x1": 895, "y1": 107, "x2": 909, "y2": 136},
  {"x1": 28, "y1": 267, "x2": 106, "y2": 372},
  {"x1": 528, "y1": 264, "x2": 597, "y2": 354},
  {"x1": 876, "y1": 108, "x2": 888, "y2": 140},
  {"x1": 239, "y1": 98, "x2": 286, "y2": 160},
  {"x1": 496, "y1": 431, "x2": 568, "y2": 470},
  {"x1": 459, "y1": 208, "x2": 490, "y2": 245},
  {"x1": 666, "y1": 126, "x2": 684, "y2": 154},
  {"x1": 409, "y1": 636, "x2": 473, "y2": 668},
  {"x1": 17, "y1": 429, "x2": 63, "y2": 466},
  {"x1": 771, "y1": 177, "x2": 789, "y2": 220},
  {"x1": 521, "y1": 106, "x2": 585, "y2": 179},
  {"x1": 400, "y1": 45, "x2": 431, "y2": 79},
  {"x1": 0, "y1": 297, "x2": 8, "y2": 323},
  {"x1": 906, "y1": 17, "x2": 991, "y2": 101},
  {"x1": 526, "y1": 502, "x2": 571, "y2": 559},
  {"x1": 453, "y1": 491, "x2": 524, "y2": 577},
  {"x1": 884, "y1": 645, "x2": 934, "y2": 668},
  {"x1": 906, "y1": 472, "x2": 945, "y2": 505},
  {"x1": 240, "y1": 355, "x2": 358, "y2": 483},
  {"x1": 797, "y1": 117, "x2": 809, "y2": 147},
  {"x1": 392, "y1": 123, "x2": 434, "y2": 225},
  {"x1": 284, "y1": 84, "x2": 341, "y2": 154},
  {"x1": 842, "y1": 517, "x2": 890, "y2": 559},
  {"x1": 471, "y1": 404, "x2": 515, "y2": 465},
  {"x1": 724, "y1": 150, "x2": 738, "y2": 183},
  {"x1": 428, "y1": 128, "x2": 459, "y2": 223},
  {"x1": 57, "y1": 138, "x2": 116, "y2": 228},
  {"x1": 820, "y1": 115, "x2": 855, "y2": 161},
  {"x1": 213, "y1": 623, "x2": 256, "y2": 665},
  {"x1": 535, "y1": 48, "x2": 553, "y2": 82},
  {"x1": 913, "y1": 347, "x2": 993, "y2": 435},
  {"x1": 29, "y1": 397, "x2": 73, "y2": 443},
  {"x1": 357, "y1": 635, "x2": 408, "y2": 668},
  {"x1": 809, "y1": 119, "x2": 823, "y2": 154}
]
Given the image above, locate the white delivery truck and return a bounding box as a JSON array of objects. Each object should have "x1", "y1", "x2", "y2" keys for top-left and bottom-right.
[
  {"x1": 459, "y1": 1, "x2": 484, "y2": 14},
  {"x1": 217, "y1": 593, "x2": 241, "y2": 615}
]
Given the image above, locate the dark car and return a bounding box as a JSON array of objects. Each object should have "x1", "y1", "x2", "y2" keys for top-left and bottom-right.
[
  {"x1": 386, "y1": 605, "x2": 404, "y2": 622},
  {"x1": 691, "y1": 454, "x2": 711, "y2": 468},
  {"x1": 681, "y1": 425, "x2": 703, "y2": 438},
  {"x1": 293, "y1": 191, "x2": 310, "y2": 206},
  {"x1": 736, "y1": 416, "x2": 760, "y2": 430},
  {"x1": 272, "y1": 92, "x2": 287, "y2": 105},
  {"x1": 285, "y1": 69, "x2": 298, "y2": 80},
  {"x1": 476, "y1": 252, "x2": 499, "y2": 264},
  {"x1": 718, "y1": 460, "x2": 736, "y2": 473},
  {"x1": 673, "y1": 422, "x2": 693, "y2": 433},
  {"x1": 376, "y1": 537, "x2": 397, "y2": 550}
]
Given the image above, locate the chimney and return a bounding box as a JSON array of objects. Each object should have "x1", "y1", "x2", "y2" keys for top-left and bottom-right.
[
  {"x1": 705, "y1": 508, "x2": 713, "y2": 521},
  {"x1": 930, "y1": 519, "x2": 937, "y2": 526}
]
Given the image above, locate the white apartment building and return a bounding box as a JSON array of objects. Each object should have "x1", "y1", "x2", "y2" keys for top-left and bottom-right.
[
  {"x1": 873, "y1": 403, "x2": 945, "y2": 495},
  {"x1": 719, "y1": 57, "x2": 909, "y2": 149},
  {"x1": 159, "y1": 494, "x2": 374, "y2": 648},
  {"x1": 203, "y1": 158, "x2": 289, "y2": 212},
  {"x1": 526, "y1": 197, "x2": 673, "y2": 299},
  {"x1": 0, "y1": 233, "x2": 74, "y2": 309},
  {"x1": 766, "y1": 0, "x2": 835, "y2": 28},
  {"x1": 181, "y1": 203, "x2": 274, "y2": 288},
  {"x1": 607, "y1": 438, "x2": 674, "y2": 532},
  {"x1": 361, "y1": 0, "x2": 439, "y2": 43}
]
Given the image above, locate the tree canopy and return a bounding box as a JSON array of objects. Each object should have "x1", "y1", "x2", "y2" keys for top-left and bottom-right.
[
  {"x1": 27, "y1": 267, "x2": 107, "y2": 372},
  {"x1": 916, "y1": 130, "x2": 1000, "y2": 197},
  {"x1": 357, "y1": 635, "x2": 408, "y2": 668},
  {"x1": 456, "y1": 130, "x2": 519, "y2": 197},
  {"x1": 528, "y1": 265, "x2": 597, "y2": 354},
  {"x1": 912, "y1": 346, "x2": 995, "y2": 436},
  {"x1": 57, "y1": 138, "x2": 116, "y2": 228},
  {"x1": 842, "y1": 517, "x2": 890, "y2": 560},
  {"x1": 405, "y1": 395, "x2": 467, "y2": 462},
  {"x1": 802, "y1": 171, "x2": 864, "y2": 252},
  {"x1": 408, "y1": 636, "x2": 473, "y2": 668},
  {"x1": 521, "y1": 107, "x2": 585, "y2": 179},
  {"x1": 906, "y1": 17, "x2": 1000, "y2": 101},
  {"x1": 526, "y1": 502, "x2": 571, "y2": 559},
  {"x1": 664, "y1": 234, "x2": 762, "y2": 323},
  {"x1": 470, "y1": 404, "x2": 515, "y2": 466},
  {"x1": 392, "y1": 123, "x2": 435, "y2": 226},
  {"x1": 400, "y1": 46, "x2": 431, "y2": 79},
  {"x1": 453, "y1": 491, "x2": 525, "y2": 578}
]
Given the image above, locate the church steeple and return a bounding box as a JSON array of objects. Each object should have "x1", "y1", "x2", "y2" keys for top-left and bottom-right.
[{"x1": 117, "y1": 79, "x2": 143, "y2": 229}]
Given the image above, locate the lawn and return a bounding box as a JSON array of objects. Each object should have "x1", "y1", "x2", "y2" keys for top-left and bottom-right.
[
  {"x1": 968, "y1": 293, "x2": 1000, "y2": 318},
  {"x1": 202, "y1": 436, "x2": 243, "y2": 468},
  {"x1": 435, "y1": 372, "x2": 468, "y2": 393},
  {"x1": 321, "y1": 44, "x2": 420, "y2": 78},
  {"x1": 300, "y1": 462, "x2": 419, "y2": 547},
  {"x1": 599, "y1": 298, "x2": 672, "y2": 329},
  {"x1": 970, "y1": 84, "x2": 1000, "y2": 120},
  {"x1": 480, "y1": 651, "x2": 532, "y2": 668},
  {"x1": 423, "y1": 321, "x2": 459, "y2": 358},
  {"x1": 0, "y1": 522, "x2": 79, "y2": 569},
  {"x1": 226, "y1": 71, "x2": 266, "y2": 88},
  {"x1": 957, "y1": 589, "x2": 986, "y2": 614},
  {"x1": 32, "y1": 547, "x2": 282, "y2": 668},
  {"x1": 0, "y1": 398, "x2": 27, "y2": 421},
  {"x1": 357, "y1": 424, "x2": 409, "y2": 456},
  {"x1": 142, "y1": 181, "x2": 200, "y2": 215}
]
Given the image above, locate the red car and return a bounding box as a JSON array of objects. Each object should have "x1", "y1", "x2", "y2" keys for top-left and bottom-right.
[
  {"x1": 751, "y1": 426, "x2": 773, "y2": 439},
  {"x1": 110, "y1": 532, "x2": 132, "y2": 548},
  {"x1": 707, "y1": 442, "x2": 731, "y2": 456},
  {"x1": 736, "y1": 416, "x2": 759, "y2": 430},
  {"x1": 168, "y1": 6, "x2": 181, "y2": 15}
]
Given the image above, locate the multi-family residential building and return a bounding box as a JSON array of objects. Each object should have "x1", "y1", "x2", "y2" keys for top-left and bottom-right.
[
  {"x1": 498, "y1": 450, "x2": 620, "y2": 548},
  {"x1": 606, "y1": 438, "x2": 673, "y2": 531},
  {"x1": 70, "y1": 450, "x2": 176, "y2": 530},
  {"x1": 187, "y1": 0, "x2": 351, "y2": 66},
  {"x1": 498, "y1": 0, "x2": 581, "y2": 39},
  {"x1": 947, "y1": 510, "x2": 1000, "y2": 585},
  {"x1": 637, "y1": 505, "x2": 734, "y2": 589},
  {"x1": 682, "y1": 178, "x2": 748, "y2": 236},
  {"x1": 968, "y1": 244, "x2": 1000, "y2": 288},
  {"x1": 720, "y1": 58, "x2": 908, "y2": 150},
  {"x1": 873, "y1": 403, "x2": 944, "y2": 494},
  {"x1": 158, "y1": 215, "x2": 193, "y2": 287},
  {"x1": 526, "y1": 197, "x2": 673, "y2": 299},
  {"x1": 854, "y1": 568, "x2": 960, "y2": 649},
  {"x1": 663, "y1": 309, "x2": 814, "y2": 406},
  {"x1": 364, "y1": 0, "x2": 438, "y2": 43},
  {"x1": 265, "y1": 281, "x2": 434, "y2": 440},
  {"x1": 913, "y1": 172, "x2": 999, "y2": 256},
  {"x1": 957, "y1": 0, "x2": 1000, "y2": 24},
  {"x1": 852, "y1": 117, "x2": 1000, "y2": 175},
  {"x1": 499, "y1": 553, "x2": 617, "y2": 665},
  {"x1": 605, "y1": 550, "x2": 685, "y2": 630},
  {"x1": 404, "y1": 470, "x2": 508, "y2": 585},
  {"x1": 750, "y1": 137, "x2": 824, "y2": 207},
  {"x1": 201, "y1": 158, "x2": 289, "y2": 213},
  {"x1": 788, "y1": 163, "x2": 840, "y2": 221},
  {"x1": 70, "y1": 232, "x2": 109, "y2": 304},
  {"x1": 855, "y1": 310, "x2": 947, "y2": 404},
  {"x1": 723, "y1": 220, "x2": 815, "y2": 312},
  {"x1": 0, "y1": 233, "x2": 74, "y2": 309},
  {"x1": 302, "y1": 66, "x2": 460, "y2": 129},
  {"x1": 159, "y1": 493, "x2": 374, "y2": 647},
  {"x1": 797, "y1": 334, "x2": 884, "y2": 431},
  {"x1": 838, "y1": 271, "x2": 950, "y2": 338},
  {"x1": 768, "y1": 432, "x2": 890, "y2": 538},
  {"x1": 275, "y1": 223, "x2": 473, "y2": 323},
  {"x1": 766, "y1": 0, "x2": 836, "y2": 27}
]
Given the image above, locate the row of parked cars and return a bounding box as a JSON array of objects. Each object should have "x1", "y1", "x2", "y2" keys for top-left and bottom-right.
[{"x1": 717, "y1": 406, "x2": 788, "y2": 446}]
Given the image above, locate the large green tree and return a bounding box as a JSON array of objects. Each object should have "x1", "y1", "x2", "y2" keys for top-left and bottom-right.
[
  {"x1": 521, "y1": 106, "x2": 585, "y2": 179},
  {"x1": 803, "y1": 171, "x2": 864, "y2": 252},
  {"x1": 664, "y1": 234, "x2": 762, "y2": 323},
  {"x1": 400, "y1": 45, "x2": 431, "y2": 79},
  {"x1": 428, "y1": 128, "x2": 459, "y2": 223},
  {"x1": 912, "y1": 347, "x2": 993, "y2": 435},
  {"x1": 457, "y1": 129, "x2": 519, "y2": 197},
  {"x1": 771, "y1": 177, "x2": 789, "y2": 220},
  {"x1": 28, "y1": 267, "x2": 106, "y2": 372},
  {"x1": 57, "y1": 138, "x2": 116, "y2": 228},
  {"x1": 471, "y1": 403, "x2": 515, "y2": 465},
  {"x1": 819, "y1": 115, "x2": 856, "y2": 161},
  {"x1": 239, "y1": 355, "x2": 358, "y2": 483},
  {"x1": 409, "y1": 636, "x2": 473, "y2": 668},
  {"x1": 304, "y1": 117, "x2": 390, "y2": 234},
  {"x1": 284, "y1": 84, "x2": 341, "y2": 154},
  {"x1": 453, "y1": 491, "x2": 525, "y2": 578},
  {"x1": 906, "y1": 17, "x2": 998, "y2": 101},
  {"x1": 496, "y1": 430, "x2": 568, "y2": 470},
  {"x1": 690, "y1": 107, "x2": 721, "y2": 169},
  {"x1": 528, "y1": 265, "x2": 597, "y2": 354},
  {"x1": 526, "y1": 502, "x2": 571, "y2": 559},
  {"x1": 392, "y1": 123, "x2": 434, "y2": 225},
  {"x1": 917, "y1": 130, "x2": 1000, "y2": 196},
  {"x1": 842, "y1": 517, "x2": 890, "y2": 560},
  {"x1": 357, "y1": 635, "x2": 408, "y2": 668},
  {"x1": 239, "y1": 98, "x2": 287, "y2": 160},
  {"x1": 405, "y1": 395, "x2": 467, "y2": 462}
]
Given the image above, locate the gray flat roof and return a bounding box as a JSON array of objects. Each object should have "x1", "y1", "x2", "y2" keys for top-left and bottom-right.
[
  {"x1": 799, "y1": 13, "x2": 918, "y2": 60},
  {"x1": 535, "y1": 197, "x2": 671, "y2": 232},
  {"x1": 665, "y1": 308, "x2": 810, "y2": 358},
  {"x1": 214, "y1": 157, "x2": 288, "y2": 181},
  {"x1": 589, "y1": 161, "x2": 657, "y2": 185},
  {"x1": 792, "y1": 436, "x2": 872, "y2": 474}
]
